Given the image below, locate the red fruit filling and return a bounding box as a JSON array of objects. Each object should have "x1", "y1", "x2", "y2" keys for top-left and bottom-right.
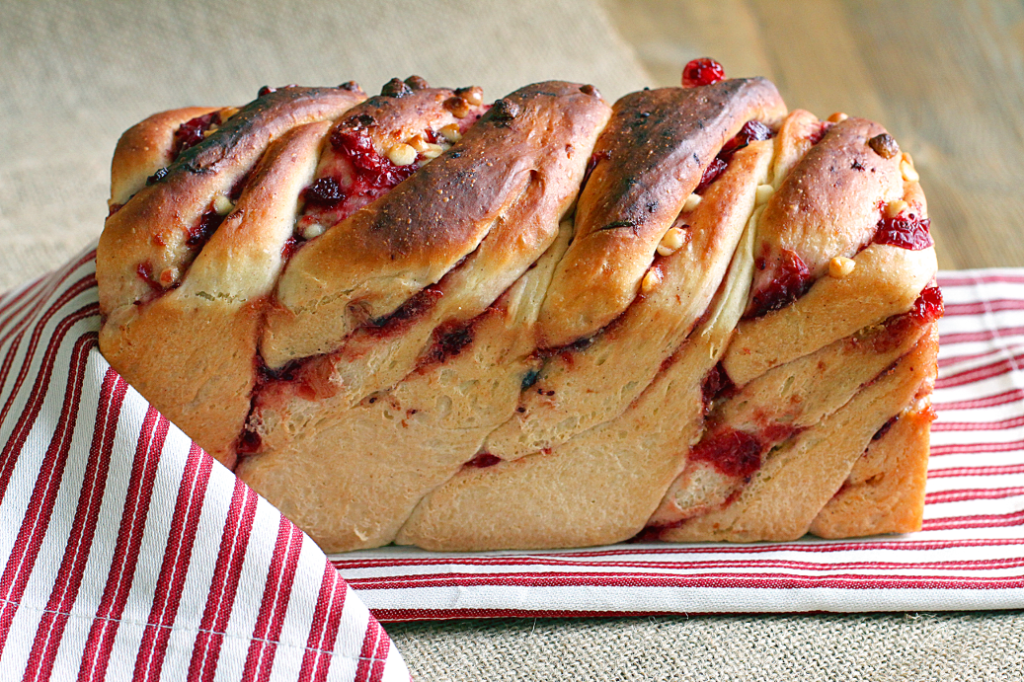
[
  {"x1": 187, "y1": 208, "x2": 226, "y2": 249},
  {"x1": 171, "y1": 111, "x2": 222, "y2": 160},
  {"x1": 695, "y1": 120, "x2": 773, "y2": 194},
  {"x1": 808, "y1": 121, "x2": 835, "y2": 145},
  {"x1": 690, "y1": 422, "x2": 801, "y2": 478},
  {"x1": 682, "y1": 58, "x2": 726, "y2": 87},
  {"x1": 873, "y1": 212, "x2": 934, "y2": 251},
  {"x1": 465, "y1": 452, "x2": 502, "y2": 468},
  {"x1": 418, "y1": 318, "x2": 476, "y2": 369},
  {"x1": 747, "y1": 248, "x2": 813, "y2": 318},
  {"x1": 872, "y1": 415, "x2": 899, "y2": 441},
  {"x1": 364, "y1": 285, "x2": 445, "y2": 338},
  {"x1": 907, "y1": 285, "x2": 944, "y2": 322},
  {"x1": 688, "y1": 428, "x2": 763, "y2": 478},
  {"x1": 700, "y1": 363, "x2": 736, "y2": 416}
]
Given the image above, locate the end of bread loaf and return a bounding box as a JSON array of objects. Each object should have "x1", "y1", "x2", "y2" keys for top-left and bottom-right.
[{"x1": 97, "y1": 61, "x2": 940, "y2": 553}]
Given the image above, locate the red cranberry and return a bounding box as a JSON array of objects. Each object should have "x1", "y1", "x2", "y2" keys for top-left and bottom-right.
[
  {"x1": 303, "y1": 177, "x2": 346, "y2": 209},
  {"x1": 873, "y1": 213, "x2": 934, "y2": 251},
  {"x1": 808, "y1": 121, "x2": 834, "y2": 145},
  {"x1": 236, "y1": 429, "x2": 262, "y2": 455},
  {"x1": 682, "y1": 58, "x2": 726, "y2": 87},
  {"x1": 172, "y1": 112, "x2": 220, "y2": 159},
  {"x1": 187, "y1": 208, "x2": 225, "y2": 248},
  {"x1": 696, "y1": 121, "x2": 773, "y2": 194},
  {"x1": 721, "y1": 120, "x2": 772, "y2": 155},
  {"x1": 700, "y1": 363, "x2": 735, "y2": 416},
  {"x1": 465, "y1": 452, "x2": 502, "y2": 468},
  {"x1": 423, "y1": 320, "x2": 475, "y2": 366},
  {"x1": 748, "y1": 249, "x2": 813, "y2": 318},
  {"x1": 695, "y1": 157, "x2": 728, "y2": 194},
  {"x1": 908, "y1": 286, "x2": 944, "y2": 323},
  {"x1": 330, "y1": 127, "x2": 417, "y2": 192}
]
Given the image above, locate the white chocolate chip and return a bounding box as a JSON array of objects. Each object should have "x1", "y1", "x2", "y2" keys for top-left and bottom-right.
[
  {"x1": 213, "y1": 194, "x2": 234, "y2": 215},
  {"x1": 420, "y1": 143, "x2": 445, "y2": 159},
  {"x1": 900, "y1": 154, "x2": 920, "y2": 183},
  {"x1": 301, "y1": 222, "x2": 326, "y2": 240},
  {"x1": 828, "y1": 256, "x2": 856, "y2": 279},
  {"x1": 885, "y1": 200, "x2": 908, "y2": 218},
  {"x1": 387, "y1": 143, "x2": 417, "y2": 166},
  {"x1": 459, "y1": 86, "x2": 484, "y2": 106},
  {"x1": 682, "y1": 193, "x2": 702, "y2": 212},
  {"x1": 159, "y1": 267, "x2": 179, "y2": 286},
  {"x1": 656, "y1": 227, "x2": 685, "y2": 257},
  {"x1": 407, "y1": 134, "x2": 431, "y2": 152},
  {"x1": 439, "y1": 124, "x2": 462, "y2": 143},
  {"x1": 827, "y1": 112, "x2": 849, "y2": 123},
  {"x1": 755, "y1": 184, "x2": 774, "y2": 206},
  {"x1": 641, "y1": 267, "x2": 662, "y2": 293}
]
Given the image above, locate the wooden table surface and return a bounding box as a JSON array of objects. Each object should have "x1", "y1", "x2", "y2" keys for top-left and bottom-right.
[{"x1": 604, "y1": 0, "x2": 1024, "y2": 271}]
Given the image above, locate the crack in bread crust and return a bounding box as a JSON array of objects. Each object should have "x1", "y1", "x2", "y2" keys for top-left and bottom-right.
[{"x1": 97, "y1": 75, "x2": 940, "y2": 553}]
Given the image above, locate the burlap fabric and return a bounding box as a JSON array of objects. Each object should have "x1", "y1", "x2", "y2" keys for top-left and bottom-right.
[{"x1": 2, "y1": 0, "x2": 1021, "y2": 679}]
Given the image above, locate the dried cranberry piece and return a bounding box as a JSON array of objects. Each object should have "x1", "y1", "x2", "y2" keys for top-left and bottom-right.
[
  {"x1": 748, "y1": 249, "x2": 813, "y2": 318},
  {"x1": 303, "y1": 177, "x2": 346, "y2": 209},
  {"x1": 696, "y1": 121, "x2": 773, "y2": 194},
  {"x1": 700, "y1": 363, "x2": 735, "y2": 416},
  {"x1": 187, "y1": 208, "x2": 225, "y2": 248},
  {"x1": 808, "y1": 121, "x2": 834, "y2": 145},
  {"x1": 682, "y1": 58, "x2": 726, "y2": 87},
  {"x1": 465, "y1": 453, "x2": 502, "y2": 468},
  {"x1": 172, "y1": 112, "x2": 220, "y2": 159},
  {"x1": 330, "y1": 127, "x2": 417, "y2": 192},
  {"x1": 908, "y1": 286, "x2": 944, "y2": 323},
  {"x1": 236, "y1": 429, "x2": 262, "y2": 455},
  {"x1": 695, "y1": 157, "x2": 728, "y2": 195},
  {"x1": 873, "y1": 214, "x2": 934, "y2": 251},
  {"x1": 722, "y1": 120, "x2": 772, "y2": 154}
]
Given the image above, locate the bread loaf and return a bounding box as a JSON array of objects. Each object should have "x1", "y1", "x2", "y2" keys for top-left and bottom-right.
[{"x1": 97, "y1": 62, "x2": 940, "y2": 553}]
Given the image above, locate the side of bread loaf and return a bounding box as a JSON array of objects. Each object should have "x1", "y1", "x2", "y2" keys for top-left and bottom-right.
[{"x1": 97, "y1": 67, "x2": 939, "y2": 553}]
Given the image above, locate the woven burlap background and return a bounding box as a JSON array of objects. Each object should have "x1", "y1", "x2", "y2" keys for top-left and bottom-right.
[{"x1": 2, "y1": 1, "x2": 1021, "y2": 679}]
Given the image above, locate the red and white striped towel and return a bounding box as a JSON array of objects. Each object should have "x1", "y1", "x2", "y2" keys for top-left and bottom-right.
[
  {"x1": 0, "y1": 249, "x2": 410, "y2": 681},
  {"x1": 332, "y1": 270, "x2": 1024, "y2": 622}
]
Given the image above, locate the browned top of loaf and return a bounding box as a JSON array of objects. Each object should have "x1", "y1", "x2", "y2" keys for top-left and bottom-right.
[
  {"x1": 750, "y1": 115, "x2": 905, "y2": 309},
  {"x1": 97, "y1": 86, "x2": 368, "y2": 315},
  {"x1": 537, "y1": 77, "x2": 787, "y2": 347},
  {"x1": 267, "y1": 81, "x2": 611, "y2": 364}
]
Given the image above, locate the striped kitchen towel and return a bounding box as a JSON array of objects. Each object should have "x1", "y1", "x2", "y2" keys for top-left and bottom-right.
[
  {"x1": 0, "y1": 249, "x2": 410, "y2": 681},
  {"x1": 332, "y1": 270, "x2": 1024, "y2": 621}
]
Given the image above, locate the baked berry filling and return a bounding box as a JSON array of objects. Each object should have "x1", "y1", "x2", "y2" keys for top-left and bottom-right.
[
  {"x1": 695, "y1": 120, "x2": 774, "y2": 194},
  {"x1": 689, "y1": 422, "x2": 802, "y2": 478},
  {"x1": 700, "y1": 362, "x2": 736, "y2": 416},
  {"x1": 747, "y1": 247, "x2": 814, "y2": 319},
  {"x1": 171, "y1": 111, "x2": 223, "y2": 160},
  {"x1": 295, "y1": 97, "x2": 487, "y2": 243},
  {"x1": 873, "y1": 211, "x2": 934, "y2": 251},
  {"x1": 465, "y1": 452, "x2": 502, "y2": 468}
]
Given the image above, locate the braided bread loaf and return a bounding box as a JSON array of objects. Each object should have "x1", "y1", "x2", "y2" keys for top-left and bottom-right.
[{"x1": 97, "y1": 64, "x2": 940, "y2": 552}]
